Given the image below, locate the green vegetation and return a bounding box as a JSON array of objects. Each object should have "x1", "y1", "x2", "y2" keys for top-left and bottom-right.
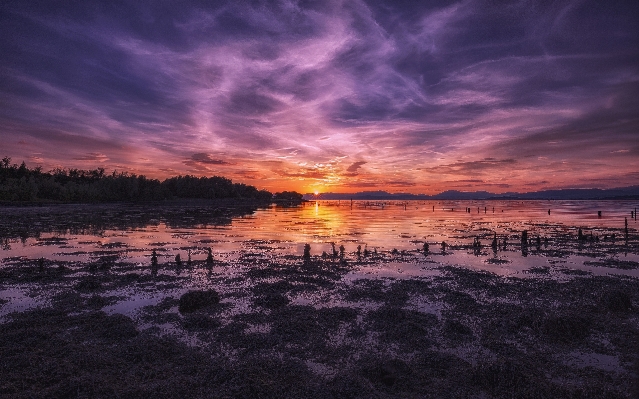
[{"x1": 0, "y1": 157, "x2": 273, "y2": 203}]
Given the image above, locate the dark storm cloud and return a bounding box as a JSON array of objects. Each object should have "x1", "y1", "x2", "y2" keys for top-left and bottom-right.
[
  {"x1": 346, "y1": 161, "x2": 366, "y2": 173},
  {"x1": 190, "y1": 153, "x2": 230, "y2": 165},
  {"x1": 0, "y1": 0, "x2": 638, "y2": 191},
  {"x1": 424, "y1": 158, "x2": 517, "y2": 175},
  {"x1": 73, "y1": 153, "x2": 109, "y2": 162},
  {"x1": 343, "y1": 160, "x2": 366, "y2": 177},
  {"x1": 345, "y1": 180, "x2": 416, "y2": 188}
]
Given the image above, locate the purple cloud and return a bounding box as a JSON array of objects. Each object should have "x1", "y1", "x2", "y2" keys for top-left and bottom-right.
[
  {"x1": 190, "y1": 153, "x2": 230, "y2": 165},
  {"x1": 346, "y1": 161, "x2": 366, "y2": 173},
  {"x1": 0, "y1": 0, "x2": 637, "y2": 193}
]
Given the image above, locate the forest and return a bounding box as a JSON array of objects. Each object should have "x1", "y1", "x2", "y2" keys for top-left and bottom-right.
[{"x1": 0, "y1": 157, "x2": 274, "y2": 203}]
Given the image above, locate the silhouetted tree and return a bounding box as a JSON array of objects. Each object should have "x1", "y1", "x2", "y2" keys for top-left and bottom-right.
[
  {"x1": 0, "y1": 157, "x2": 273, "y2": 203},
  {"x1": 273, "y1": 191, "x2": 304, "y2": 204}
]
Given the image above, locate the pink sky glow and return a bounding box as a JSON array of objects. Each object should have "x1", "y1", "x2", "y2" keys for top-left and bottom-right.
[{"x1": 1, "y1": 1, "x2": 638, "y2": 194}]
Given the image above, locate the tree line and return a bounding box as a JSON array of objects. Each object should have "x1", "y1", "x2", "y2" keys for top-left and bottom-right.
[{"x1": 0, "y1": 157, "x2": 275, "y2": 203}]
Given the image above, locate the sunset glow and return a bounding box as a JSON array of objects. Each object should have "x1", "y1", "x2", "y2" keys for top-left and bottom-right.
[{"x1": 1, "y1": 1, "x2": 638, "y2": 194}]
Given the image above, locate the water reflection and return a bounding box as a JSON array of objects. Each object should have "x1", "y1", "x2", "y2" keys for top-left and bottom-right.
[
  {"x1": 0, "y1": 201, "x2": 265, "y2": 240},
  {"x1": 1, "y1": 200, "x2": 638, "y2": 277}
]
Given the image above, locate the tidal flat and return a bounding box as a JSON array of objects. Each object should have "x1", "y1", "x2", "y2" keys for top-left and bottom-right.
[{"x1": 1, "y1": 200, "x2": 638, "y2": 398}]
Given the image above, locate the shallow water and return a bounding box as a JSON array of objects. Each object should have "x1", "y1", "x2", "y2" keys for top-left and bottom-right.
[
  {"x1": 0, "y1": 286, "x2": 49, "y2": 319},
  {"x1": 1, "y1": 200, "x2": 638, "y2": 277},
  {"x1": 2, "y1": 201, "x2": 639, "y2": 390}
]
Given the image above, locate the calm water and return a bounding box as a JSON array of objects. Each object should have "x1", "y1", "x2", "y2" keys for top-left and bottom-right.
[
  {"x1": 1, "y1": 199, "x2": 639, "y2": 322},
  {"x1": 1, "y1": 200, "x2": 638, "y2": 278}
]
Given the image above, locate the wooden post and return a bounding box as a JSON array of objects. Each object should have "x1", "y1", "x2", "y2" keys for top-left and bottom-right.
[
  {"x1": 206, "y1": 248, "x2": 213, "y2": 266},
  {"x1": 303, "y1": 243, "x2": 311, "y2": 264}
]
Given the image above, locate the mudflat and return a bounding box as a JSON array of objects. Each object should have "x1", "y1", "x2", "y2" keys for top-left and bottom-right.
[{"x1": 1, "y1": 202, "x2": 638, "y2": 398}]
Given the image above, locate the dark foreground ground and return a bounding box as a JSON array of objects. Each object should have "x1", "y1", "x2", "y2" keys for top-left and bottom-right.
[{"x1": 1, "y1": 242, "x2": 639, "y2": 398}]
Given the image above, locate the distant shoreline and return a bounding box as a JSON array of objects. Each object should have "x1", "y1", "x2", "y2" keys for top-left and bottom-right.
[
  {"x1": 305, "y1": 198, "x2": 639, "y2": 201},
  {"x1": 304, "y1": 186, "x2": 639, "y2": 201}
]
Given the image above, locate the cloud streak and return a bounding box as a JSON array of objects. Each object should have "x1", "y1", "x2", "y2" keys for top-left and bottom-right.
[{"x1": 1, "y1": 0, "x2": 637, "y2": 193}]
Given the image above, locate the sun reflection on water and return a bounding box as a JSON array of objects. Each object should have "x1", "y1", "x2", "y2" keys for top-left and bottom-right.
[{"x1": 1, "y1": 200, "x2": 638, "y2": 277}]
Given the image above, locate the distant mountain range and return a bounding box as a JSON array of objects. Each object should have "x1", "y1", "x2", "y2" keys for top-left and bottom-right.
[{"x1": 304, "y1": 186, "x2": 639, "y2": 201}]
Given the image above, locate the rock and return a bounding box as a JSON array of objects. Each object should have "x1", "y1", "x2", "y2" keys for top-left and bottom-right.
[
  {"x1": 178, "y1": 290, "x2": 220, "y2": 313},
  {"x1": 254, "y1": 293, "x2": 290, "y2": 309},
  {"x1": 541, "y1": 315, "x2": 590, "y2": 343},
  {"x1": 603, "y1": 290, "x2": 632, "y2": 312},
  {"x1": 74, "y1": 278, "x2": 102, "y2": 291}
]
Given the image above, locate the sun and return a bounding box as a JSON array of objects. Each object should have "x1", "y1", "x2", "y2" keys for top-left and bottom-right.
[{"x1": 314, "y1": 191, "x2": 319, "y2": 196}]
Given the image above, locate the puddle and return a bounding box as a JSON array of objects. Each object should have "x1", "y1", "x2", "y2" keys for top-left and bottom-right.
[
  {"x1": 103, "y1": 290, "x2": 184, "y2": 317},
  {"x1": 562, "y1": 351, "x2": 622, "y2": 372},
  {"x1": 0, "y1": 287, "x2": 49, "y2": 319}
]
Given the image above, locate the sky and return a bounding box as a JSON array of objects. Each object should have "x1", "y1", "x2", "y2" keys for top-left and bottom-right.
[{"x1": 1, "y1": 0, "x2": 638, "y2": 194}]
